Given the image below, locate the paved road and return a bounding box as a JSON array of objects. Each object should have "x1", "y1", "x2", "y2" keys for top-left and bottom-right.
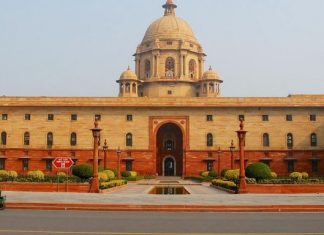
[{"x1": 0, "y1": 210, "x2": 323, "y2": 234}]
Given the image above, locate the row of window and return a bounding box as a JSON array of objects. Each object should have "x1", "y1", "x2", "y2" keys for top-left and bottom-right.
[
  {"x1": 0, "y1": 114, "x2": 136, "y2": 122},
  {"x1": 0, "y1": 132, "x2": 77, "y2": 146},
  {"x1": 1, "y1": 113, "x2": 319, "y2": 122},
  {"x1": 205, "y1": 133, "x2": 318, "y2": 148},
  {"x1": 0, "y1": 131, "x2": 131, "y2": 147},
  {"x1": 0, "y1": 131, "x2": 319, "y2": 148},
  {"x1": 206, "y1": 114, "x2": 318, "y2": 122}
]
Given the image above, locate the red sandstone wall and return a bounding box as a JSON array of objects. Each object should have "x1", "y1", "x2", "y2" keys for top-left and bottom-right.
[
  {"x1": 246, "y1": 184, "x2": 324, "y2": 194},
  {"x1": 0, "y1": 182, "x2": 90, "y2": 193},
  {"x1": 0, "y1": 149, "x2": 323, "y2": 177}
]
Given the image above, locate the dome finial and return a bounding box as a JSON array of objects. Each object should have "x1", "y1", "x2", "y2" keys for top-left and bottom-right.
[
  {"x1": 209, "y1": 66, "x2": 212, "y2": 71},
  {"x1": 163, "y1": 0, "x2": 177, "y2": 16}
]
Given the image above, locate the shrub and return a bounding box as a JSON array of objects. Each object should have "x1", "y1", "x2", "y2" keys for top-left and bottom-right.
[
  {"x1": 122, "y1": 171, "x2": 131, "y2": 177},
  {"x1": 103, "y1": 170, "x2": 115, "y2": 180},
  {"x1": 289, "y1": 172, "x2": 303, "y2": 181},
  {"x1": 27, "y1": 170, "x2": 45, "y2": 181},
  {"x1": 124, "y1": 176, "x2": 144, "y2": 181},
  {"x1": 100, "y1": 180, "x2": 127, "y2": 190},
  {"x1": 245, "y1": 162, "x2": 272, "y2": 181},
  {"x1": 301, "y1": 172, "x2": 309, "y2": 179},
  {"x1": 221, "y1": 168, "x2": 230, "y2": 177},
  {"x1": 7, "y1": 171, "x2": 18, "y2": 179},
  {"x1": 0, "y1": 170, "x2": 8, "y2": 177},
  {"x1": 224, "y1": 169, "x2": 240, "y2": 181},
  {"x1": 271, "y1": 172, "x2": 277, "y2": 178},
  {"x1": 72, "y1": 164, "x2": 93, "y2": 179},
  {"x1": 200, "y1": 171, "x2": 209, "y2": 177},
  {"x1": 208, "y1": 170, "x2": 218, "y2": 178},
  {"x1": 57, "y1": 172, "x2": 67, "y2": 177},
  {"x1": 98, "y1": 172, "x2": 108, "y2": 182},
  {"x1": 106, "y1": 168, "x2": 118, "y2": 176},
  {"x1": 212, "y1": 179, "x2": 237, "y2": 190},
  {"x1": 122, "y1": 171, "x2": 137, "y2": 178}
]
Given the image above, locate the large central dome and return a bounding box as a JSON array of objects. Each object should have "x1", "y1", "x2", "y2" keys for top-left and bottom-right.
[
  {"x1": 141, "y1": 0, "x2": 198, "y2": 44},
  {"x1": 142, "y1": 15, "x2": 198, "y2": 44}
]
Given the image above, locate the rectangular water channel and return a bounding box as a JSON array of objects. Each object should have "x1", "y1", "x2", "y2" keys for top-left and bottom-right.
[{"x1": 149, "y1": 186, "x2": 190, "y2": 195}]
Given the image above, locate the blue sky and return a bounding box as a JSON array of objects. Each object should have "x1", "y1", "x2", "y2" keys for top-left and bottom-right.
[{"x1": 0, "y1": 0, "x2": 323, "y2": 97}]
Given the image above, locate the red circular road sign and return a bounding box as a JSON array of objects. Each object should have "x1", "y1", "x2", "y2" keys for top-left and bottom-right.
[{"x1": 53, "y1": 157, "x2": 74, "y2": 169}]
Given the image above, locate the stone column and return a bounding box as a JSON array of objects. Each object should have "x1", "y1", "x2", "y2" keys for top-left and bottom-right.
[{"x1": 236, "y1": 120, "x2": 247, "y2": 193}]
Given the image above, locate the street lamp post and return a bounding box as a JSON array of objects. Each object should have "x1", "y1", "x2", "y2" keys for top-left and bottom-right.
[
  {"x1": 217, "y1": 147, "x2": 222, "y2": 175},
  {"x1": 90, "y1": 120, "x2": 102, "y2": 193},
  {"x1": 103, "y1": 139, "x2": 108, "y2": 170},
  {"x1": 116, "y1": 147, "x2": 122, "y2": 179},
  {"x1": 236, "y1": 119, "x2": 247, "y2": 193},
  {"x1": 229, "y1": 140, "x2": 235, "y2": 170}
]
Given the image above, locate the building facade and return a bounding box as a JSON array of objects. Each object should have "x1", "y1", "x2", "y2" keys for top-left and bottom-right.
[{"x1": 0, "y1": 0, "x2": 323, "y2": 177}]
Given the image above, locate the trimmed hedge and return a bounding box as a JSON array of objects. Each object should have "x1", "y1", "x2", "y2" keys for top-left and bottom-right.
[
  {"x1": 106, "y1": 168, "x2": 118, "y2": 177},
  {"x1": 121, "y1": 171, "x2": 137, "y2": 177},
  {"x1": 221, "y1": 168, "x2": 230, "y2": 177},
  {"x1": 212, "y1": 179, "x2": 237, "y2": 190},
  {"x1": 103, "y1": 170, "x2": 115, "y2": 180},
  {"x1": 100, "y1": 180, "x2": 127, "y2": 190},
  {"x1": 72, "y1": 164, "x2": 93, "y2": 180},
  {"x1": 123, "y1": 176, "x2": 144, "y2": 181},
  {"x1": 245, "y1": 162, "x2": 272, "y2": 181},
  {"x1": 224, "y1": 169, "x2": 240, "y2": 182},
  {"x1": 98, "y1": 172, "x2": 109, "y2": 182},
  {"x1": 27, "y1": 170, "x2": 45, "y2": 181},
  {"x1": 200, "y1": 171, "x2": 209, "y2": 177},
  {"x1": 289, "y1": 172, "x2": 303, "y2": 181}
]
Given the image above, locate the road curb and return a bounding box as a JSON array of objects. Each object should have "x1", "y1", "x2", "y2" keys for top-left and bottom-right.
[{"x1": 6, "y1": 202, "x2": 324, "y2": 212}]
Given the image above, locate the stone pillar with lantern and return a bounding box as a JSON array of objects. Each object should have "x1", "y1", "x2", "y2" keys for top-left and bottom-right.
[
  {"x1": 103, "y1": 139, "x2": 108, "y2": 170},
  {"x1": 236, "y1": 119, "x2": 248, "y2": 193},
  {"x1": 229, "y1": 140, "x2": 235, "y2": 169},
  {"x1": 90, "y1": 120, "x2": 102, "y2": 193},
  {"x1": 116, "y1": 147, "x2": 122, "y2": 179}
]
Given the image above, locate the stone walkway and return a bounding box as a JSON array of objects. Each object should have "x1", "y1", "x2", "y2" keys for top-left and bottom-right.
[{"x1": 3, "y1": 179, "x2": 324, "y2": 206}]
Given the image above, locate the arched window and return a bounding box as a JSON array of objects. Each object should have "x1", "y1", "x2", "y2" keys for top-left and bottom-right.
[
  {"x1": 287, "y1": 133, "x2": 293, "y2": 149},
  {"x1": 47, "y1": 132, "x2": 53, "y2": 146},
  {"x1": 1, "y1": 132, "x2": 7, "y2": 145},
  {"x1": 165, "y1": 57, "x2": 175, "y2": 78},
  {"x1": 125, "y1": 83, "x2": 130, "y2": 93},
  {"x1": 145, "y1": 60, "x2": 151, "y2": 78},
  {"x1": 263, "y1": 133, "x2": 270, "y2": 147},
  {"x1": 126, "y1": 133, "x2": 133, "y2": 147},
  {"x1": 71, "y1": 132, "x2": 77, "y2": 146},
  {"x1": 189, "y1": 59, "x2": 196, "y2": 79},
  {"x1": 311, "y1": 133, "x2": 317, "y2": 147},
  {"x1": 207, "y1": 133, "x2": 213, "y2": 147},
  {"x1": 24, "y1": 132, "x2": 30, "y2": 146},
  {"x1": 132, "y1": 83, "x2": 137, "y2": 94}
]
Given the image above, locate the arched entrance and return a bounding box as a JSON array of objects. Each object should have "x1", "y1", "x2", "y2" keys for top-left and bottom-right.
[
  {"x1": 156, "y1": 123, "x2": 183, "y2": 176},
  {"x1": 163, "y1": 156, "x2": 176, "y2": 176}
]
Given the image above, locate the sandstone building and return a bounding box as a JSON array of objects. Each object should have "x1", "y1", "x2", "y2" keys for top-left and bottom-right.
[{"x1": 0, "y1": 0, "x2": 323, "y2": 177}]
